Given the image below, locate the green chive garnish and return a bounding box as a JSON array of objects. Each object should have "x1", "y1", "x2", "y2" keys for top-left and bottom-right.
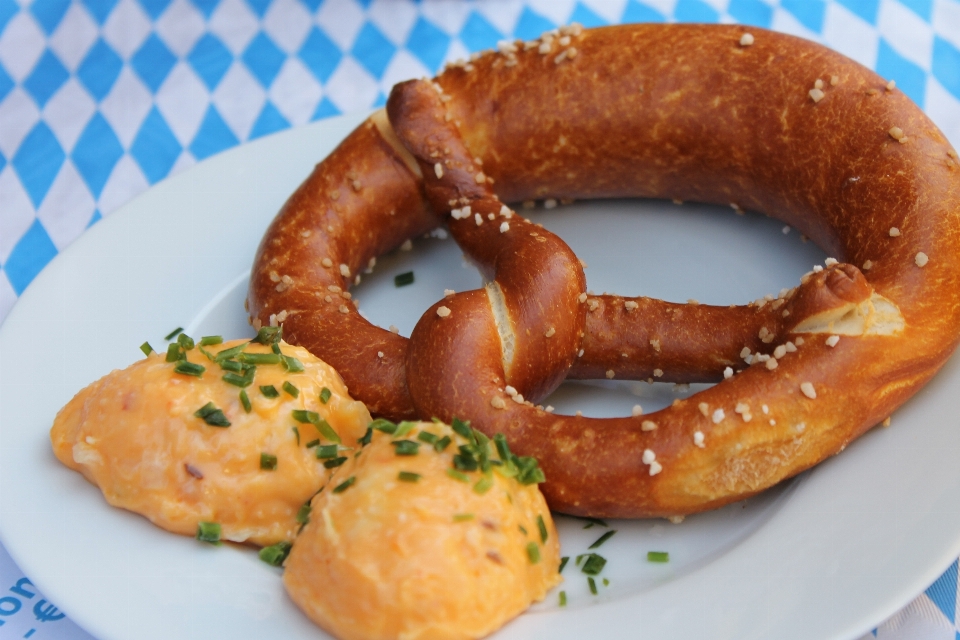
[
  {"x1": 589, "y1": 530, "x2": 616, "y2": 549},
  {"x1": 258, "y1": 541, "x2": 292, "y2": 566},
  {"x1": 324, "y1": 456, "x2": 347, "y2": 468},
  {"x1": 296, "y1": 503, "x2": 311, "y2": 524},
  {"x1": 312, "y1": 444, "x2": 334, "y2": 458},
  {"x1": 394, "y1": 271, "x2": 414, "y2": 287},
  {"x1": 177, "y1": 333, "x2": 195, "y2": 350},
  {"x1": 453, "y1": 513, "x2": 474, "y2": 522},
  {"x1": 223, "y1": 371, "x2": 254, "y2": 387},
  {"x1": 194, "y1": 402, "x2": 230, "y2": 427},
  {"x1": 260, "y1": 453, "x2": 277, "y2": 470},
  {"x1": 165, "y1": 343, "x2": 181, "y2": 362},
  {"x1": 537, "y1": 515, "x2": 548, "y2": 543},
  {"x1": 333, "y1": 476, "x2": 356, "y2": 493},
  {"x1": 417, "y1": 431, "x2": 438, "y2": 444},
  {"x1": 240, "y1": 390, "x2": 252, "y2": 413},
  {"x1": 272, "y1": 342, "x2": 282, "y2": 354},
  {"x1": 260, "y1": 385, "x2": 279, "y2": 398},
  {"x1": 220, "y1": 359, "x2": 242, "y2": 372},
  {"x1": 370, "y1": 418, "x2": 397, "y2": 434},
  {"x1": 519, "y1": 525, "x2": 528, "y2": 535},
  {"x1": 559, "y1": 591, "x2": 567, "y2": 607},
  {"x1": 282, "y1": 381, "x2": 299, "y2": 397},
  {"x1": 215, "y1": 342, "x2": 248, "y2": 362},
  {"x1": 292, "y1": 426, "x2": 300, "y2": 445},
  {"x1": 320, "y1": 387, "x2": 332, "y2": 404},
  {"x1": 574, "y1": 516, "x2": 608, "y2": 529},
  {"x1": 359, "y1": 427, "x2": 373, "y2": 446},
  {"x1": 292, "y1": 409, "x2": 319, "y2": 423},
  {"x1": 588, "y1": 577, "x2": 597, "y2": 595},
  {"x1": 451, "y1": 417, "x2": 473, "y2": 441},
  {"x1": 199, "y1": 335, "x2": 223, "y2": 346},
  {"x1": 603, "y1": 578, "x2": 610, "y2": 586},
  {"x1": 239, "y1": 353, "x2": 282, "y2": 365},
  {"x1": 392, "y1": 421, "x2": 416, "y2": 438},
  {"x1": 398, "y1": 471, "x2": 421, "y2": 482},
  {"x1": 647, "y1": 551, "x2": 669, "y2": 563},
  {"x1": 526, "y1": 542, "x2": 540, "y2": 564},
  {"x1": 446, "y1": 468, "x2": 470, "y2": 483},
  {"x1": 473, "y1": 475, "x2": 493, "y2": 494},
  {"x1": 174, "y1": 361, "x2": 205, "y2": 377},
  {"x1": 318, "y1": 420, "x2": 341, "y2": 444},
  {"x1": 164, "y1": 327, "x2": 183, "y2": 341},
  {"x1": 559, "y1": 556, "x2": 569, "y2": 573},
  {"x1": 434, "y1": 435, "x2": 452, "y2": 452},
  {"x1": 392, "y1": 440, "x2": 420, "y2": 456},
  {"x1": 140, "y1": 342, "x2": 154, "y2": 356},
  {"x1": 196, "y1": 521, "x2": 221, "y2": 544},
  {"x1": 453, "y1": 452, "x2": 478, "y2": 472},
  {"x1": 580, "y1": 553, "x2": 606, "y2": 575},
  {"x1": 282, "y1": 355, "x2": 304, "y2": 372},
  {"x1": 253, "y1": 326, "x2": 282, "y2": 345}
]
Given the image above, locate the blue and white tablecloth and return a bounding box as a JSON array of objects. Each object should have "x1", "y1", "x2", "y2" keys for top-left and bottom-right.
[{"x1": 1, "y1": 0, "x2": 960, "y2": 638}]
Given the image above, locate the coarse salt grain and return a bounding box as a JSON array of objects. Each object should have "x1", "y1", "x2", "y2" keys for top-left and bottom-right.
[
  {"x1": 826, "y1": 335, "x2": 840, "y2": 347},
  {"x1": 642, "y1": 420, "x2": 657, "y2": 432},
  {"x1": 444, "y1": 289, "x2": 455, "y2": 298},
  {"x1": 625, "y1": 300, "x2": 639, "y2": 311},
  {"x1": 809, "y1": 88, "x2": 825, "y2": 103},
  {"x1": 437, "y1": 306, "x2": 451, "y2": 318},
  {"x1": 653, "y1": 369, "x2": 663, "y2": 378},
  {"x1": 649, "y1": 461, "x2": 662, "y2": 476},
  {"x1": 693, "y1": 431, "x2": 705, "y2": 448},
  {"x1": 389, "y1": 325, "x2": 399, "y2": 334},
  {"x1": 712, "y1": 409, "x2": 725, "y2": 424},
  {"x1": 339, "y1": 264, "x2": 350, "y2": 277},
  {"x1": 500, "y1": 222, "x2": 510, "y2": 233},
  {"x1": 886, "y1": 79, "x2": 896, "y2": 91},
  {"x1": 491, "y1": 397, "x2": 506, "y2": 409},
  {"x1": 888, "y1": 127, "x2": 904, "y2": 141},
  {"x1": 434, "y1": 163, "x2": 443, "y2": 178},
  {"x1": 800, "y1": 382, "x2": 816, "y2": 399},
  {"x1": 321, "y1": 258, "x2": 333, "y2": 268},
  {"x1": 863, "y1": 260, "x2": 873, "y2": 270},
  {"x1": 545, "y1": 327, "x2": 556, "y2": 338},
  {"x1": 475, "y1": 213, "x2": 483, "y2": 226},
  {"x1": 642, "y1": 449, "x2": 656, "y2": 464},
  {"x1": 815, "y1": 78, "x2": 824, "y2": 90},
  {"x1": 766, "y1": 358, "x2": 778, "y2": 370},
  {"x1": 825, "y1": 257, "x2": 838, "y2": 267},
  {"x1": 740, "y1": 33, "x2": 754, "y2": 46},
  {"x1": 889, "y1": 227, "x2": 901, "y2": 237},
  {"x1": 916, "y1": 252, "x2": 929, "y2": 267},
  {"x1": 605, "y1": 370, "x2": 615, "y2": 379},
  {"x1": 699, "y1": 402, "x2": 710, "y2": 417},
  {"x1": 401, "y1": 239, "x2": 413, "y2": 251},
  {"x1": 632, "y1": 405, "x2": 644, "y2": 417}
]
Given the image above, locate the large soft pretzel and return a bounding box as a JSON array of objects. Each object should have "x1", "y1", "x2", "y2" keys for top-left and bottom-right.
[{"x1": 249, "y1": 24, "x2": 960, "y2": 518}]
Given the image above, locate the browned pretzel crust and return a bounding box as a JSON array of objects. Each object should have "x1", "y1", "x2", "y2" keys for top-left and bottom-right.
[{"x1": 250, "y1": 24, "x2": 960, "y2": 517}]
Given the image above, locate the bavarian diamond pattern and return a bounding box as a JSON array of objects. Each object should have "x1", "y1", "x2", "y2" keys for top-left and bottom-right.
[{"x1": 2, "y1": 1, "x2": 960, "y2": 638}]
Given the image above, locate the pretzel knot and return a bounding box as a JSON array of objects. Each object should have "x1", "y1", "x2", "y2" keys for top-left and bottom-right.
[{"x1": 249, "y1": 24, "x2": 960, "y2": 518}]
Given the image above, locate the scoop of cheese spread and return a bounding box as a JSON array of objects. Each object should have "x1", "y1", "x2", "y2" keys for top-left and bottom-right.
[
  {"x1": 50, "y1": 336, "x2": 370, "y2": 547},
  {"x1": 283, "y1": 419, "x2": 562, "y2": 640}
]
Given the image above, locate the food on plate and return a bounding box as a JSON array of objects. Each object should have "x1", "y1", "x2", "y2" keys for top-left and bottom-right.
[
  {"x1": 283, "y1": 418, "x2": 561, "y2": 640},
  {"x1": 249, "y1": 23, "x2": 960, "y2": 519},
  {"x1": 50, "y1": 330, "x2": 370, "y2": 546}
]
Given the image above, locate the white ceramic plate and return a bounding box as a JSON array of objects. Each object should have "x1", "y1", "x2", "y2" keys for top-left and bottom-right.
[{"x1": 2, "y1": 113, "x2": 960, "y2": 640}]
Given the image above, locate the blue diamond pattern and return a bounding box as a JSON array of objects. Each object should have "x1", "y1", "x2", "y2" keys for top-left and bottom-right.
[
  {"x1": 188, "y1": 33, "x2": 232, "y2": 90},
  {"x1": 622, "y1": 0, "x2": 666, "y2": 23},
  {"x1": 12, "y1": 122, "x2": 65, "y2": 208},
  {"x1": 0, "y1": 0, "x2": 17, "y2": 35},
  {"x1": 406, "y1": 17, "x2": 450, "y2": 72},
  {"x1": 189, "y1": 105, "x2": 238, "y2": 159},
  {"x1": 926, "y1": 559, "x2": 958, "y2": 623},
  {"x1": 189, "y1": 0, "x2": 217, "y2": 18},
  {"x1": 242, "y1": 32, "x2": 285, "y2": 88},
  {"x1": 312, "y1": 96, "x2": 340, "y2": 120},
  {"x1": 933, "y1": 36, "x2": 960, "y2": 101},
  {"x1": 898, "y1": 0, "x2": 933, "y2": 21},
  {"x1": 570, "y1": 3, "x2": 607, "y2": 28},
  {"x1": 130, "y1": 107, "x2": 182, "y2": 184},
  {"x1": 82, "y1": 0, "x2": 120, "y2": 24},
  {"x1": 781, "y1": 0, "x2": 827, "y2": 33},
  {"x1": 30, "y1": 0, "x2": 70, "y2": 35},
  {"x1": 3, "y1": 219, "x2": 58, "y2": 295},
  {"x1": 351, "y1": 23, "x2": 395, "y2": 78},
  {"x1": 88, "y1": 209, "x2": 101, "y2": 227},
  {"x1": 459, "y1": 12, "x2": 503, "y2": 52},
  {"x1": 72, "y1": 113, "x2": 124, "y2": 198},
  {"x1": 300, "y1": 27, "x2": 341, "y2": 83},
  {"x1": 298, "y1": 0, "x2": 321, "y2": 10},
  {"x1": 876, "y1": 39, "x2": 926, "y2": 107},
  {"x1": 675, "y1": 0, "x2": 720, "y2": 22},
  {"x1": 77, "y1": 39, "x2": 123, "y2": 101},
  {"x1": 0, "y1": 61, "x2": 17, "y2": 103},
  {"x1": 244, "y1": 0, "x2": 270, "y2": 18},
  {"x1": 23, "y1": 50, "x2": 69, "y2": 108},
  {"x1": 727, "y1": 0, "x2": 773, "y2": 27},
  {"x1": 131, "y1": 33, "x2": 177, "y2": 92},
  {"x1": 835, "y1": 0, "x2": 879, "y2": 24},
  {"x1": 249, "y1": 100, "x2": 289, "y2": 140},
  {"x1": 141, "y1": 0, "x2": 173, "y2": 20},
  {"x1": 513, "y1": 7, "x2": 554, "y2": 40},
  {"x1": 0, "y1": 149, "x2": 6, "y2": 174}
]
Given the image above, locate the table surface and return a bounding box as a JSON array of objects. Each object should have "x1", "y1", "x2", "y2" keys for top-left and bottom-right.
[{"x1": 1, "y1": 0, "x2": 960, "y2": 638}]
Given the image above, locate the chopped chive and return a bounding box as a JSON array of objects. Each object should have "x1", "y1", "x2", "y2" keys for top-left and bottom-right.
[
  {"x1": 358, "y1": 427, "x2": 373, "y2": 446},
  {"x1": 323, "y1": 456, "x2": 347, "y2": 468},
  {"x1": 559, "y1": 557, "x2": 569, "y2": 573},
  {"x1": 220, "y1": 359, "x2": 243, "y2": 372},
  {"x1": 473, "y1": 475, "x2": 493, "y2": 494},
  {"x1": 446, "y1": 468, "x2": 470, "y2": 483},
  {"x1": 222, "y1": 372, "x2": 253, "y2": 387},
  {"x1": 174, "y1": 361, "x2": 206, "y2": 377},
  {"x1": 260, "y1": 385, "x2": 279, "y2": 398},
  {"x1": 603, "y1": 578, "x2": 610, "y2": 586},
  {"x1": 316, "y1": 419, "x2": 341, "y2": 444},
  {"x1": 215, "y1": 342, "x2": 248, "y2": 362},
  {"x1": 165, "y1": 343, "x2": 181, "y2": 362},
  {"x1": 394, "y1": 271, "x2": 414, "y2": 287},
  {"x1": 647, "y1": 551, "x2": 669, "y2": 563},
  {"x1": 392, "y1": 440, "x2": 420, "y2": 456},
  {"x1": 140, "y1": 342, "x2": 154, "y2": 356},
  {"x1": 260, "y1": 453, "x2": 278, "y2": 470},
  {"x1": 515, "y1": 456, "x2": 546, "y2": 485},
  {"x1": 272, "y1": 342, "x2": 282, "y2": 355},
  {"x1": 576, "y1": 554, "x2": 585, "y2": 566},
  {"x1": 453, "y1": 513, "x2": 474, "y2": 522},
  {"x1": 537, "y1": 515, "x2": 548, "y2": 543},
  {"x1": 518, "y1": 524, "x2": 528, "y2": 535},
  {"x1": 296, "y1": 503, "x2": 311, "y2": 525},
  {"x1": 253, "y1": 326, "x2": 282, "y2": 345},
  {"x1": 292, "y1": 426, "x2": 300, "y2": 445},
  {"x1": 177, "y1": 333, "x2": 195, "y2": 350},
  {"x1": 398, "y1": 471, "x2": 421, "y2": 482},
  {"x1": 239, "y1": 390, "x2": 252, "y2": 413},
  {"x1": 319, "y1": 387, "x2": 332, "y2": 404},
  {"x1": 570, "y1": 515, "x2": 608, "y2": 529},
  {"x1": 417, "y1": 431, "x2": 438, "y2": 444},
  {"x1": 434, "y1": 435, "x2": 452, "y2": 452},
  {"x1": 526, "y1": 542, "x2": 541, "y2": 564},
  {"x1": 559, "y1": 591, "x2": 567, "y2": 607},
  {"x1": 589, "y1": 530, "x2": 617, "y2": 549},
  {"x1": 292, "y1": 409, "x2": 320, "y2": 424},
  {"x1": 392, "y1": 421, "x2": 416, "y2": 438},
  {"x1": 580, "y1": 553, "x2": 607, "y2": 575},
  {"x1": 451, "y1": 417, "x2": 473, "y2": 441},
  {"x1": 199, "y1": 335, "x2": 223, "y2": 346},
  {"x1": 333, "y1": 476, "x2": 356, "y2": 493},
  {"x1": 370, "y1": 418, "x2": 397, "y2": 434},
  {"x1": 194, "y1": 402, "x2": 230, "y2": 427},
  {"x1": 282, "y1": 381, "x2": 299, "y2": 398},
  {"x1": 258, "y1": 541, "x2": 292, "y2": 566},
  {"x1": 238, "y1": 353, "x2": 282, "y2": 365},
  {"x1": 196, "y1": 521, "x2": 221, "y2": 544},
  {"x1": 588, "y1": 577, "x2": 597, "y2": 595},
  {"x1": 164, "y1": 327, "x2": 184, "y2": 341},
  {"x1": 310, "y1": 440, "x2": 327, "y2": 452},
  {"x1": 453, "y1": 453, "x2": 478, "y2": 472},
  {"x1": 282, "y1": 355, "x2": 304, "y2": 372}
]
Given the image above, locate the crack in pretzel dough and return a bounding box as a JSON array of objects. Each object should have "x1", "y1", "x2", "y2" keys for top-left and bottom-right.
[
  {"x1": 485, "y1": 281, "x2": 517, "y2": 377},
  {"x1": 792, "y1": 292, "x2": 905, "y2": 336}
]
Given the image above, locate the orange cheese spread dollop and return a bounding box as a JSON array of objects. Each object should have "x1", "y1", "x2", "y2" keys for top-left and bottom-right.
[
  {"x1": 283, "y1": 419, "x2": 562, "y2": 640},
  {"x1": 50, "y1": 336, "x2": 370, "y2": 547}
]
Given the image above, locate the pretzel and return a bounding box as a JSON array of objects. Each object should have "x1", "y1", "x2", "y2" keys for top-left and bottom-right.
[{"x1": 249, "y1": 24, "x2": 960, "y2": 517}]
